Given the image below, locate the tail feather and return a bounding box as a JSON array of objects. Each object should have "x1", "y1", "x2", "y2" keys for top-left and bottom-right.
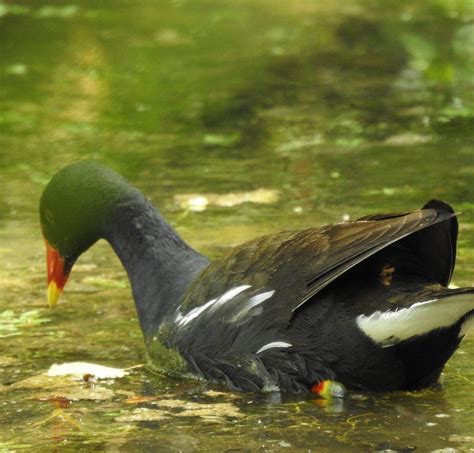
[{"x1": 357, "y1": 289, "x2": 474, "y2": 347}]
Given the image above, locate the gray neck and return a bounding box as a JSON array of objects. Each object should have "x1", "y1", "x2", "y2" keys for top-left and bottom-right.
[{"x1": 104, "y1": 194, "x2": 209, "y2": 337}]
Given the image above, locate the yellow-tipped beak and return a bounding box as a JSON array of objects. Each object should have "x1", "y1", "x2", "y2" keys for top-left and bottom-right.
[
  {"x1": 44, "y1": 240, "x2": 69, "y2": 308},
  {"x1": 48, "y1": 280, "x2": 62, "y2": 308}
]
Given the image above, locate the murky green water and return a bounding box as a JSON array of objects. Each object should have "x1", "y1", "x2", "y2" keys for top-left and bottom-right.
[{"x1": 1, "y1": 0, "x2": 473, "y2": 451}]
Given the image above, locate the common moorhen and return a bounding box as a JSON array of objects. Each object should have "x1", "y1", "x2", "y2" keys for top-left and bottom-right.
[{"x1": 40, "y1": 162, "x2": 474, "y2": 393}]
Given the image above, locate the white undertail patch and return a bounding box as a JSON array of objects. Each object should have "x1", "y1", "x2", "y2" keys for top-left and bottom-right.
[
  {"x1": 357, "y1": 293, "x2": 474, "y2": 347},
  {"x1": 460, "y1": 312, "x2": 474, "y2": 337},
  {"x1": 256, "y1": 341, "x2": 292, "y2": 354}
]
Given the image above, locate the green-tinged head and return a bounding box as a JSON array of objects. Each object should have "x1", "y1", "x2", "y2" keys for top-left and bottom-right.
[{"x1": 39, "y1": 162, "x2": 134, "y2": 307}]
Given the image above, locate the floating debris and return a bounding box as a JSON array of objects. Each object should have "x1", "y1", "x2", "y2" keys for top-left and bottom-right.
[
  {"x1": 0, "y1": 362, "x2": 129, "y2": 402},
  {"x1": 2, "y1": 372, "x2": 116, "y2": 401},
  {"x1": 47, "y1": 362, "x2": 128, "y2": 380}
]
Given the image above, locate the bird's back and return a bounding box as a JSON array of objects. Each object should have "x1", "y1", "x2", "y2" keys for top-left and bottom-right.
[{"x1": 157, "y1": 201, "x2": 473, "y2": 392}]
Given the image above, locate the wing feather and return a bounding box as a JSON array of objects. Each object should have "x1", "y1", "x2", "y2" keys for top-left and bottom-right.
[{"x1": 176, "y1": 204, "x2": 457, "y2": 331}]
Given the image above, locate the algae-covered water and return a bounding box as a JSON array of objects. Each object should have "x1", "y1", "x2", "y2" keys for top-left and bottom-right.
[{"x1": 1, "y1": 0, "x2": 473, "y2": 450}]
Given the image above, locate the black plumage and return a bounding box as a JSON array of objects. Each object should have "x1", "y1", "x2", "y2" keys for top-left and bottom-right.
[{"x1": 39, "y1": 163, "x2": 474, "y2": 393}]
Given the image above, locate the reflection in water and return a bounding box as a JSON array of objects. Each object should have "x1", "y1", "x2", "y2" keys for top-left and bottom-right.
[{"x1": 0, "y1": 0, "x2": 473, "y2": 450}]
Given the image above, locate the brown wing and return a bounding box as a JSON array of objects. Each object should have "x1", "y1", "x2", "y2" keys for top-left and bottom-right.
[
  {"x1": 294, "y1": 206, "x2": 456, "y2": 311},
  {"x1": 179, "y1": 204, "x2": 456, "y2": 324}
]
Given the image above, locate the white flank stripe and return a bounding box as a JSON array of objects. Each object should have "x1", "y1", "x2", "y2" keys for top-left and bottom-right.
[
  {"x1": 177, "y1": 298, "x2": 217, "y2": 327},
  {"x1": 229, "y1": 290, "x2": 275, "y2": 323},
  {"x1": 177, "y1": 285, "x2": 252, "y2": 327},
  {"x1": 208, "y1": 285, "x2": 252, "y2": 313},
  {"x1": 357, "y1": 293, "x2": 474, "y2": 347},
  {"x1": 256, "y1": 341, "x2": 292, "y2": 354},
  {"x1": 247, "y1": 290, "x2": 275, "y2": 309}
]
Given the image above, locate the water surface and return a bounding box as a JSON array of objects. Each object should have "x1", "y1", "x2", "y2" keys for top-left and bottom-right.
[{"x1": 0, "y1": 0, "x2": 473, "y2": 450}]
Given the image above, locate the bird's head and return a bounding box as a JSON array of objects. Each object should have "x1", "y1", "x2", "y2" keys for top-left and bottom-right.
[{"x1": 39, "y1": 162, "x2": 133, "y2": 307}]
